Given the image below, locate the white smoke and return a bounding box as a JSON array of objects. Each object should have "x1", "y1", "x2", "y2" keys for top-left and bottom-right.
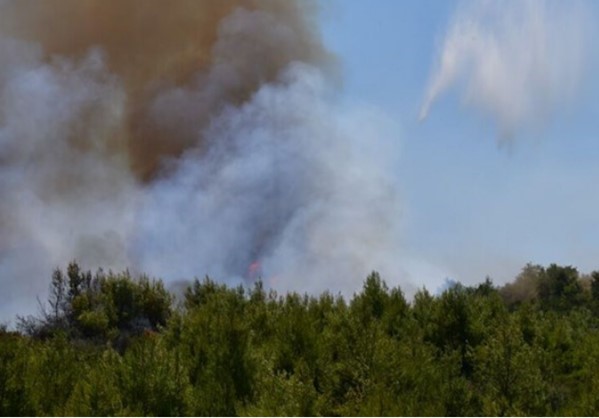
[
  {"x1": 0, "y1": 5, "x2": 404, "y2": 321},
  {"x1": 420, "y1": 0, "x2": 590, "y2": 138},
  {"x1": 134, "y1": 63, "x2": 402, "y2": 295},
  {"x1": 0, "y1": 41, "x2": 139, "y2": 319}
]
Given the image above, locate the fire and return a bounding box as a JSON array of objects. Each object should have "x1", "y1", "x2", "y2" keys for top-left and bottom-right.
[{"x1": 248, "y1": 260, "x2": 261, "y2": 279}]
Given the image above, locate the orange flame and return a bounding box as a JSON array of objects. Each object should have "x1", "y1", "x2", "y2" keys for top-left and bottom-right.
[{"x1": 248, "y1": 260, "x2": 261, "y2": 279}]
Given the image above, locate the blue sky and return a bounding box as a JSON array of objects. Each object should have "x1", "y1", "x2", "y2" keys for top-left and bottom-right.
[
  {"x1": 1, "y1": 0, "x2": 597, "y2": 322},
  {"x1": 321, "y1": 0, "x2": 599, "y2": 287}
]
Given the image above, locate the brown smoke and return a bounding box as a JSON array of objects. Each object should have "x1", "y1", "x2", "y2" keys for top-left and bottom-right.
[
  {"x1": 0, "y1": 0, "x2": 407, "y2": 324},
  {"x1": 0, "y1": 0, "x2": 333, "y2": 180}
]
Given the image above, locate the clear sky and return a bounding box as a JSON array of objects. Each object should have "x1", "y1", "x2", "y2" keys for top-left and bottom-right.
[{"x1": 321, "y1": 0, "x2": 599, "y2": 288}]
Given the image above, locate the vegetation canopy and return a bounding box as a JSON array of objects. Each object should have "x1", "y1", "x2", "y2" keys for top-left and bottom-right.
[{"x1": 3, "y1": 262, "x2": 599, "y2": 416}]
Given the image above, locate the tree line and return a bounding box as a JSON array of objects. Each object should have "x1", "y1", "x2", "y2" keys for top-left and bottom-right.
[{"x1": 2, "y1": 262, "x2": 599, "y2": 415}]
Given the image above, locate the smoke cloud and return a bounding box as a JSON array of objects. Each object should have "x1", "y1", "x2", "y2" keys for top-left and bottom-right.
[
  {"x1": 135, "y1": 64, "x2": 402, "y2": 294},
  {"x1": 0, "y1": 0, "x2": 334, "y2": 180},
  {"x1": 420, "y1": 0, "x2": 590, "y2": 138},
  {"x1": 0, "y1": 1, "x2": 403, "y2": 320}
]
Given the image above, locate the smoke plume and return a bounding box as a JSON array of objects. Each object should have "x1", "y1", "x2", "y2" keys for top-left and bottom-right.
[
  {"x1": 0, "y1": 0, "x2": 334, "y2": 180},
  {"x1": 0, "y1": 1, "x2": 402, "y2": 320},
  {"x1": 420, "y1": 0, "x2": 590, "y2": 138}
]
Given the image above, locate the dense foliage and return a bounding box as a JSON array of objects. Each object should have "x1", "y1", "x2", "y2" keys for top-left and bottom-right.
[{"x1": 3, "y1": 262, "x2": 599, "y2": 416}]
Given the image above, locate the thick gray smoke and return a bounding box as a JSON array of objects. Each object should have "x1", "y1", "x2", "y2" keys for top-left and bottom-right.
[
  {"x1": 0, "y1": 43, "x2": 139, "y2": 319},
  {"x1": 420, "y1": 0, "x2": 590, "y2": 138},
  {"x1": 0, "y1": 2, "x2": 403, "y2": 320},
  {"x1": 135, "y1": 64, "x2": 401, "y2": 294}
]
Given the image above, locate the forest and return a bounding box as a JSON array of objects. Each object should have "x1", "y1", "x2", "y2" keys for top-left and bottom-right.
[{"x1": 2, "y1": 262, "x2": 599, "y2": 416}]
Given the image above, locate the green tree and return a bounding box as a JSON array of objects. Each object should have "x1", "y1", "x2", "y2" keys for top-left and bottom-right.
[
  {"x1": 538, "y1": 264, "x2": 585, "y2": 312},
  {"x1": 474, "y1": 316, "x2": 546, "y2": 415}
]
